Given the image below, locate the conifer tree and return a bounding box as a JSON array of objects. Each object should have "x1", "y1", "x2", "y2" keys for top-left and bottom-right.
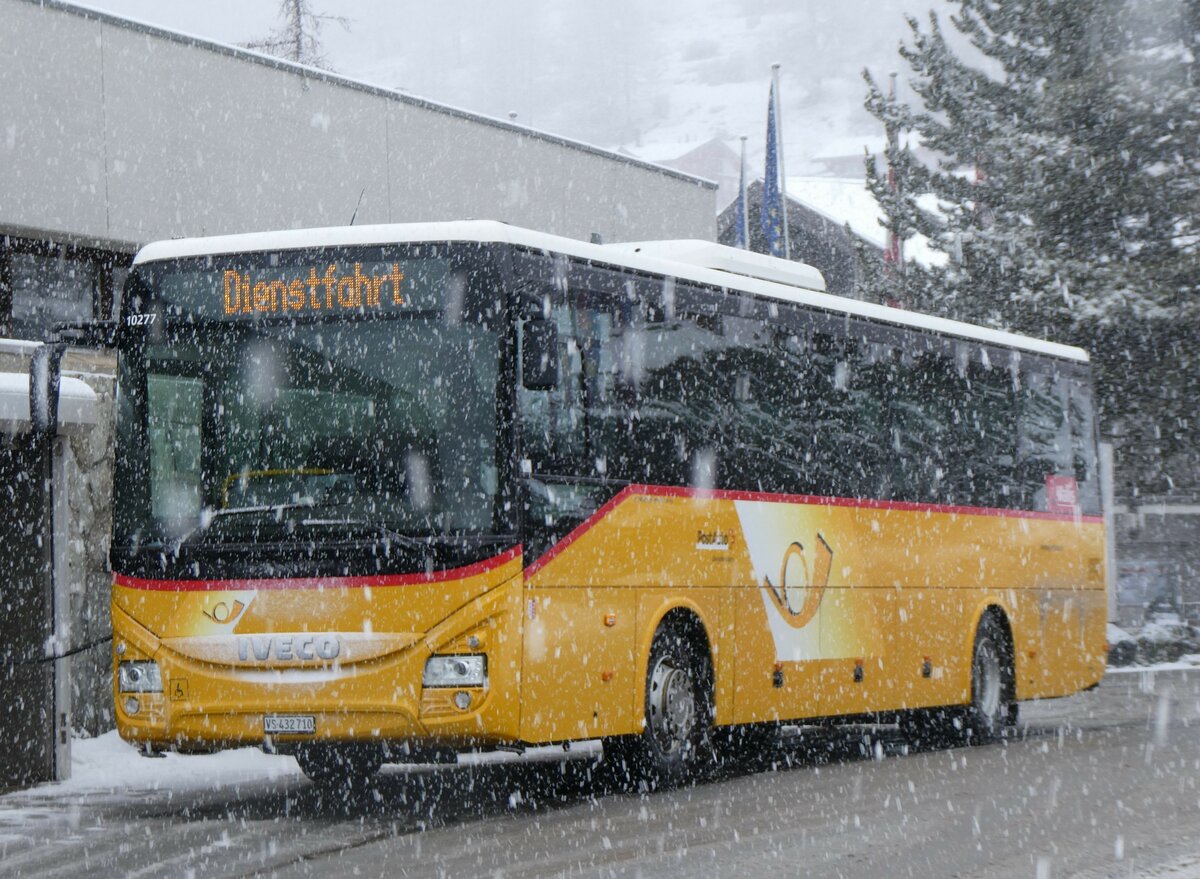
[{"x1": 863, "y1": 0, "x2": 1200, "y2": 495}]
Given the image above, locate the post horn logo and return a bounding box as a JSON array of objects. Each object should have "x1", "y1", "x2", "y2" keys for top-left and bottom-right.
[
  {"x1": 764, "y1": 533, "x2": 833, "y2": 629},
  {"x1": 202, "y1": 599, "x2": 246, "y2": 625}
]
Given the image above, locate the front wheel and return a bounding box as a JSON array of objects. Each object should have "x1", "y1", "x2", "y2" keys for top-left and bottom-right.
[{"x1": 606, "y1": 622, "x2": 713, "y2": 788}]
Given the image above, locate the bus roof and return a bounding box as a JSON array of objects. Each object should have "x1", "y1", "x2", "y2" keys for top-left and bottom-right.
[{"x1": 133, "y1": 220, "x2": 1088, "y2": 363}]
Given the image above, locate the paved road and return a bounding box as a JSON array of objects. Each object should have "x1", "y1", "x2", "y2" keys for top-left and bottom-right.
[{"x1": 1, "y1": 669, "x2": 1197, "y2": 878}]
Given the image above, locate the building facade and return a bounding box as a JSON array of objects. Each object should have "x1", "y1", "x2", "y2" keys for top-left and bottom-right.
[{"x1": 1, "y1": 0, "x2": 716, "y2": 340}]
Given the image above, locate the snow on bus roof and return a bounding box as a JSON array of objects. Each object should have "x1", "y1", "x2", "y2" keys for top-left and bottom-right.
[{"x1": 133, "y1": 221, "x2": 1088, "y2": 363}]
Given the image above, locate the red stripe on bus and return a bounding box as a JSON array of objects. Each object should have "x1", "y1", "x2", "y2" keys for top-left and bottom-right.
[
  {"x1": 113, "y1": 545, "x2": 523, "y2": 592},
  {"x1": 524, "y1": 484, "x2": 1102, "y2": 579}
]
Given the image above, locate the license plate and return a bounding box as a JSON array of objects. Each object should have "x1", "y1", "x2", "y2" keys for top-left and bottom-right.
[{"x1": 264, "y1": 714, "x2": 316, "y2": 735}]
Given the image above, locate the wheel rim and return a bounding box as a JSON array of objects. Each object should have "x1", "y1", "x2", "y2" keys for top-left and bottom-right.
[
  {"x1": 648, "y1": 655, "x2": 697, "y2": 755},
  {"x1": 975, "y1": 636, "x2": 1003, "y2": 722}
]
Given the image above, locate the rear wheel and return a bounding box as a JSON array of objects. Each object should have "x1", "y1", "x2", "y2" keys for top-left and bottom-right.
[
  {"x1": 965, "y1": 616, "x2": 1015, "y2": 743},
  {"x1": 900, "y1": 616, "x2": 1016, "y2": 749}
]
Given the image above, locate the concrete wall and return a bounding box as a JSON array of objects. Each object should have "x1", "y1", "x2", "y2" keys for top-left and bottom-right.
[
  {"x1": 0, "y1": 346, "x2": 116, "y2": 738},
  {"x1": 0, "y1": 0, "x2": 715, "y2": 250}
]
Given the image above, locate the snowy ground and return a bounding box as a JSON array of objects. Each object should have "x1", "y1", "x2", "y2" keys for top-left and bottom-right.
[
  {"x1": 6, "y1": 656, "x2": 1196, "y2": 802},
  {"x1": 1106, "y1": 654, "x2": 1200, "y2": 674},
  {"x1": 2, "y1": 665, "x2": 1197, "y2": 878},
  {"x1": 10, "y1": 729, "x2": 599, "y2": 805}
]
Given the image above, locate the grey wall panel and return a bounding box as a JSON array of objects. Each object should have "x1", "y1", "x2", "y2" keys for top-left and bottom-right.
[
  {"x1": 386, "y1": 103, "x2": 715, "y2": 242},
  {"x1": 100, "y1": 24, "x2": 392, "y2": 241},
  {"x1": 2, "y1": 0, "x2": 715, "y2": 251},
  {"x1": 0, "y1": 4, "x2": 108, "y2": 241}
]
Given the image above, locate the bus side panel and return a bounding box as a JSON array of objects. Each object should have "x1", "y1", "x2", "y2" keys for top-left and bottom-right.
[
  {"x1": 518, "y1": 585, "x2": 639, "y2": 743},
  {"x1": 520, "y1": 489, "x2": 747, "y2": 743},
  {"x1": 520, "y1": 488, "x2": 1105, "y2": 740},
  {"x1": 728, "y1": 498, "x2": 1106, "y2": 723}
]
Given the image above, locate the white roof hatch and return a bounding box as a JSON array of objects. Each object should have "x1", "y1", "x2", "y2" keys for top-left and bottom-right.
[{"x1": 604, "y1": 239, "x2": 826, "y2": 292}]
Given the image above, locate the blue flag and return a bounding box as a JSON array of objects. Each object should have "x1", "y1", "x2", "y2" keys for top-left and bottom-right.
[{"x1": 761, "y1": 81, "x2": 785, "y2": 257}]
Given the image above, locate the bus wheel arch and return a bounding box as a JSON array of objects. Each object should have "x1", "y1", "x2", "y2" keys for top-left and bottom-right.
[{"x1": 607, "y1": 606, "x2": 715, "y2": 788}]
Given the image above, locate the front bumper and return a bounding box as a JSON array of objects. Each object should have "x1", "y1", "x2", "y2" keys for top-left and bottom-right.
[{"x1": 112, "y1": 577, "x2": 523, "y2": 753}]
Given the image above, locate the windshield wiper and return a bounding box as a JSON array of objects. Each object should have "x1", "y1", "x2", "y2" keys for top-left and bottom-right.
[
  {"x1": 210, "y1": 500, "x2": 318, "y2": 520},
  {"x1": 297, "y1": 518, "x2": 430, "y2": 550}
]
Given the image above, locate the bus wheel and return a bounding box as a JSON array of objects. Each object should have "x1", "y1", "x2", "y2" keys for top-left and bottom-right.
[
  {"x1": 628, "y1": 622, "x2": 714, "y2": 787},
  {"x1": 966, "y1": 616, "x2": 1014, "y2": 743},
  {"x1": 295, "y1": 743, "x2": 383, "y2": 790}
]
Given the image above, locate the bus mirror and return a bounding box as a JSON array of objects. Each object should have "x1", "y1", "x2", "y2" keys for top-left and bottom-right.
[
  {"x1": 522, "y1": 320, "x2": 558, "y2": 390},
  {"x1": 54, "y1": 320, "x2": 117, "y2": 349}
]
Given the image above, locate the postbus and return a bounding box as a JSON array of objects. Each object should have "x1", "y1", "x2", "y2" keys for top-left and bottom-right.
[{"x1": 108, "y1": 221, "x2": 1106, "y2": 786}]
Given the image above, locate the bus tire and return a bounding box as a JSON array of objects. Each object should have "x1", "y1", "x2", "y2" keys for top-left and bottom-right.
[
  {"x1": 295, "y1": 743, "x2": 383, "y2": 789},
  {"x1": 966, "y1": 615, "x2": 1014, "y2": 743},
  {"x1": 617, "y1": 620, "x2": 714, "y2": 788}
]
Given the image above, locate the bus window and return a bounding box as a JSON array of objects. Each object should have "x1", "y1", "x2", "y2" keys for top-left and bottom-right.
[
  {"x1": 147, "y1": 373, "x2": 203, "y2": 533},
  {"x1": 795, "y1": 330, "x2": 855, "y2": 498},
  {"x1": 649, "y1": 283, "x2": 733, "y2": 488},
  {"x1": 518, "y1": 264, "x2": 648, "y2": 557},
  {"x1": 955, "y1": 356, "x2": 1018, "y2": 509},
  {"x1": 889, "y1": 346, "x2": 960, "y2": 505},
  {"x1": 1016, "y1": 363, "x2": 1073, "y2": 512},
  {"x1": 721, "y1": 311, "x2": 788, "y2": 494}
]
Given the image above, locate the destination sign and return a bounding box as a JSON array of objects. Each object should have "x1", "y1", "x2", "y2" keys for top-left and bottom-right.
[
  {"x1": 223, "y1": 263, "x2": 406, "y2": 316},
  {"x1": 144, "y1": 256, "x2": 452, "y2": 321}
]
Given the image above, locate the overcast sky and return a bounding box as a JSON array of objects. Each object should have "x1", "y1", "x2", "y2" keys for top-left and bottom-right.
[{"x1": 75, "y1": 0, "x2": 954, "y2": 170}]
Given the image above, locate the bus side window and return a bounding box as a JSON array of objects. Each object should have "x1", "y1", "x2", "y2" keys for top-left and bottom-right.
[
  {"x1": 518, "y1": 264, "x2": 632, "y2": 557},
  {"x1": 758, "y1": 330, "x2": 814, "y2": 495},
  {"x1": 801, "y1": 329, "x2": 894, "y2": 500},
  {"x1": 517, "y1": 303, "x2": 588, "y2": 474},
  {"x1": 721, "y1": 310, "x2": 787, "y2": 494},
  {"x1": 890, "y1": 346, "x2": 959, "y2": 505},
  {"x1": 635, "y1": 282, "x2": 731, "y2": 489},
  {"x1": 956, "y1": 356, "x2": 1018, "y2": 509},
  {"x1": 1015, "y1": 363, "x2": 1073, "y2": 512}
]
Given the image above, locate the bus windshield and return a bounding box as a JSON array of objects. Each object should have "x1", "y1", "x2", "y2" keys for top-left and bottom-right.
[{"x1": 112, "y1": 246, "x2": 512, "y2": 579}]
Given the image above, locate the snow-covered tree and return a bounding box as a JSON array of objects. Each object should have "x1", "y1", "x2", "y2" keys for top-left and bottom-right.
[
  {"x1": 862, "y1": 0, "x2": 1200, "y2": 495},
  {"x1": 243, "y1": 0, "x2": 349, "y2": 70}
]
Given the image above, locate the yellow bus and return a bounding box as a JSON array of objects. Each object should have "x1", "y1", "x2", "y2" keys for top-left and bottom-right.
[{"x1": 109, "y1": 221, "x2": 1106, "y2": 786}]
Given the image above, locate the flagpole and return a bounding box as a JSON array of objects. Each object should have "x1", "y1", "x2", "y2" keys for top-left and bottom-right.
[
  {"x1": 738, "y1": 135, "x2": 750, "y2": 249},
  {"x1": 771, "y1": 63, "x2": 790, "y2": 259},
  {"x1": 886, "y1": 71, "x2": 904, "y2": 272}
]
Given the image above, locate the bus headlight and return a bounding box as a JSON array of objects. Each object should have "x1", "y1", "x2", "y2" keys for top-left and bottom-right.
[
  {"x1": 118, "y1": 661, "x2": 163, "y2": 693},
  {"x1": 423, "y1": 654, "x2": 487, "y2": 688}
]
